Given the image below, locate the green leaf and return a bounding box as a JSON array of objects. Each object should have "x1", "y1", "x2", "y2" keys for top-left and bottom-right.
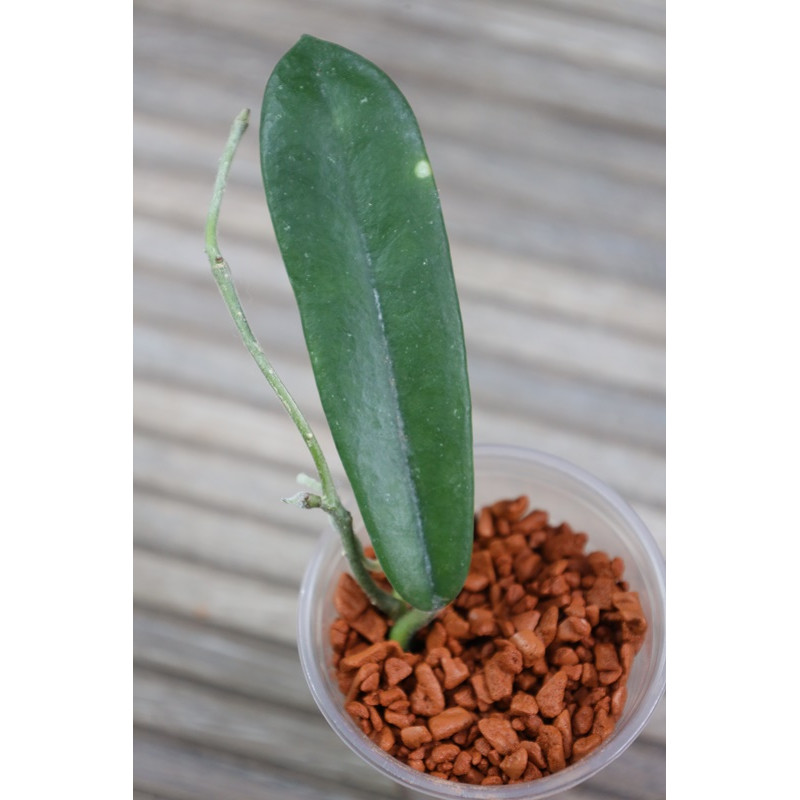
[{"x1": 260, "y1": 35, "x2": 473, "y2": 611}]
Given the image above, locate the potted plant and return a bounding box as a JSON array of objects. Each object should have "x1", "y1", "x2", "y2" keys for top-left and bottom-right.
[{"x1": 205, "y1": 35, "x2": 665, "y2": 797}]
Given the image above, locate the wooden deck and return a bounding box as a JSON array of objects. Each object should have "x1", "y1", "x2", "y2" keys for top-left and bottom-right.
[{"x1": 133, "y1": 1, "x2": 665, "y2": 797}]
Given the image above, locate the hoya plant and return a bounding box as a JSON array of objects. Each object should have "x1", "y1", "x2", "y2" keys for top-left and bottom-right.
[{"x1": 205, "y1": 35, "x2": 473, "y2": 647}]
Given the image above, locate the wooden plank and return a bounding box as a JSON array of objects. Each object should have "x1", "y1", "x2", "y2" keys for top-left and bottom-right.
[
  {"x1": 445, "y1": 192, "x2": 663, "y2": 287},
  {"x1": 133, "y1": 108, "x2": 663, "y2": 284},
  {"x1": 133, "y1": 429, "x2": 334, "y2": 535},
  {"x1": 133, "y1": 376, "x2": 340, "y2": 482},
  {"x1": 454, "y1": 242, "x2": 664, "y2": 341},
  {"x1": 133, "y1": 196, "x2": 664, "y2": 349},
  {"x1": 133, "y1": 666, "x2": 404, "y2": 797},
  {"x1": 134, "y1": 378, "x2": 665, "y2": 529},
  {"x1": 133, "y1": 290, "x2": 665, "y2": 449},
  {"x1": 134, "y1": 348, "x2": 665, "y2": 520},
  {"x1": 526, "y1": 0, "x2": 664, "y2": 33},
  {"x1": 134, "y1": 489, "x2": 316, "y2": 586},
  {"x1": 133, "y1": 549, "x2": 298, "y2": 645},
  {"x1": 133, "y1": 420, "x2": 663, "y2": 572},
  {"x1": 463, "y1": 298, "x2": 664, "y2": 395},
  {"x1": 134, "y1": 259, "x2": 665, "y2": 409},
  {"x1": 133, "y1": 65, "x2": 664, "y2": 188},
  {"x1": 134, "y1": 0, "x2": 663, "y2": 131},
  {"x1": 375, "y1": 0, "x2": 665, "y2": 82},
  {"x1": 133, "y1": 421, "x2": 663, "y2": 569},
  {"x1": 134, "y1": 728, "x2": 397, "y2": 800},
  {"x1": 470, "y1": 358, "x2": 665, "y2": 452},
  {"x1": 431, "y1": 137, "x2": 664, "y2": 240},
  {"x1": 133, "y1": 0, "x2": 664, "y2": 283},
  {"x1": 132, "y1": 108, "x2": 662, "y2": 247},
  {"x1": 134, "y1": 607, "x2": 312, "y2": 708},
  {"x1": 133, "y1": 308, "x2": 666, "y2": 479},
  {"x1": 133, "y1": 227, "x2": 664, "y2": 397},
  {"x1": 133, "y1": 165, "x2": 665, "y2": 339}
]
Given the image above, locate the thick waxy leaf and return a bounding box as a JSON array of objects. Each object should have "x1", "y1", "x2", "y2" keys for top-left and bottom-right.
[{"x1": 260, "y1": 35, "x2": 473, "y2": 610}]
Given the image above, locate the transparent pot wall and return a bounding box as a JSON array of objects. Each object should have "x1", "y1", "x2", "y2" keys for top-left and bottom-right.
[{"x1": 297, "y1": 445, "x2": 666, "y2": 800}]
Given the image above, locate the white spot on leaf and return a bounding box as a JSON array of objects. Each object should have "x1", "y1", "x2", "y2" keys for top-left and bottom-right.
[{"x1": 414, "y1": 160, "x2": 432, "y2": 179}]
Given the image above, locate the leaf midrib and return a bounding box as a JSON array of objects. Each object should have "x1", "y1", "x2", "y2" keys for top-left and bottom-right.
[{"x1": 317, "y1": 70, "x2": 433, "y2": 596}]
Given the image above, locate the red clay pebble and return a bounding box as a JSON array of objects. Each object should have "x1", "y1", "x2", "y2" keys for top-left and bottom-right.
[
  {"x1": 430, "y1": 743, "x2": 460, "y2": 764},
  {"x1": 330, "y1": 619, "x2": 350, "y2": 652},
  {"x1": 521, "y1": 739, "x2": 548, "y2": 771},
  {"x1": 592, "y1": 704, "x2": 615, "y2": 741},
  {"x1": 613, "y1": 590, "x2": 646, "y2": 627},
  {"x1": 441, "y1": 655, "x2": 470, "y2": 689},
  {"x1": 514, "y1": 508, "x2": 548, "y2": 533},
  {"x1": 333, "y1": 573, "x2": 369, "y2": 621},
  {"x1": 384, "y1": 656, "x2": 413, "y2": 685},
  {"x1": 535, "y1": 670, "x2": 568, "y2": 718},
  {"x1": 377, "y1": 686, "x2": 405, "y2": 706},
  {"x1": 556, "y1": 615, "x2": 592, "y2": 642},
  {"x1": 535, "y1": 606, "x2": 559, "y2": 647},
  {"x1": 345, "y1": 662, "x2": 380, "y2": 702},
  {"x1": 476, "y1": 507, "x2": 494, "y2": 538},
  {"x1": 553, "y1": 709, "x2": 573, "y2": 759},
  {"x1": 375, "y1": 726, "x2": 395, "y2": 751},
  {"x1": 594, "y1": 642, "x2": 621, "y2": 672},
  {"x1": 464, "y1": 550, "x2": 495, "y2": 592},
  {"x1": 611, "y1": 684, "x2": 628, "y2": 719},
  {"x1": 510, "y1": 691, "x2": 539, "y2": 716},
  {"x1": 478, "y1": 717, "x2": 520, "y2": 755},
  {"x1": 441, "y1": 609, "x2": 471, "y2": 639},
  {"x1": 428, "y1": 707, "x2": 474, "y2": 740},
  {"x1": 586, "y1": 575, "x2": 616, "y2": 609},
  {"x1": 400, "y1": 725, "x2": 432, "y2": 749},
  {"x1": 452, "y1": 750, "x2": 473, "y2": 776},
  {"x1": 425, "y1": 621, "x2": 448, "y2": 651},
  {"x1": 360, "y1": 670, "x2": 380, "y2": 693},
  {"x1": 470, "y1": 672, "x2": 494, "y2": 710},
  {"x1": 500, "y1": 746, "x2": 529, "y2": 780},
  {"x1": 510, "y1": 630, "x2": 545, "y2": 666},
  {"x1": 330, "y1": 494, "x2": 647, "y2": 787},
  {"x1": 468, "y1": 607, "x2": 498, "y2": 637},
  {"x1": 410, "y1": 663, "x2": 445, "y2": 716},
  {"x1": 572, "y1": 733, "x2": 602, "y2": 760},
  {"x1": 349, "y1": 607, "x2": 388, "y2": 643},
  {"x1": 341, "y1": 640, "x2": 401, "y2": 670},
  {"x1": 451, "y1": 684, "x2": 478, "y2": 711},
  {"x1": 537, "y1": 725, "x2": 566, "y2": 772},
  {"x1": 384, "y1": 709, "x2": 415, "y2": 728},
  {"x1": 572, "y1": 705, "x2": 594, "y2": 736},
  {"x1": 485, "y1": 657, "x2": 515, "y2": 701},
  {"x1": 345, "y1": 701, "x2": 369, "y2": 719}
]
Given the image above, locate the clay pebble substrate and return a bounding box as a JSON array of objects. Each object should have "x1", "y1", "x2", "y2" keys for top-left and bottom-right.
[{"x1": 331, "y1": 495, "x2": 648, "y2": 786}]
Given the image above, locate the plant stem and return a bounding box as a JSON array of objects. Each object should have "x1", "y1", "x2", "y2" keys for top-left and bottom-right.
[
  {"x1": 205, "y1": 109, "x2": 406, "y2": 621},
  {"x1": 389, "y1": 608, "x2": 438, "y2": 650}
]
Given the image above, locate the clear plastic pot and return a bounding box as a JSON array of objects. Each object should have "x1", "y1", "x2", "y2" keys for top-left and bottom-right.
[{"x1": 297, "y1": 444, "x2": 666, "y2": 799}]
